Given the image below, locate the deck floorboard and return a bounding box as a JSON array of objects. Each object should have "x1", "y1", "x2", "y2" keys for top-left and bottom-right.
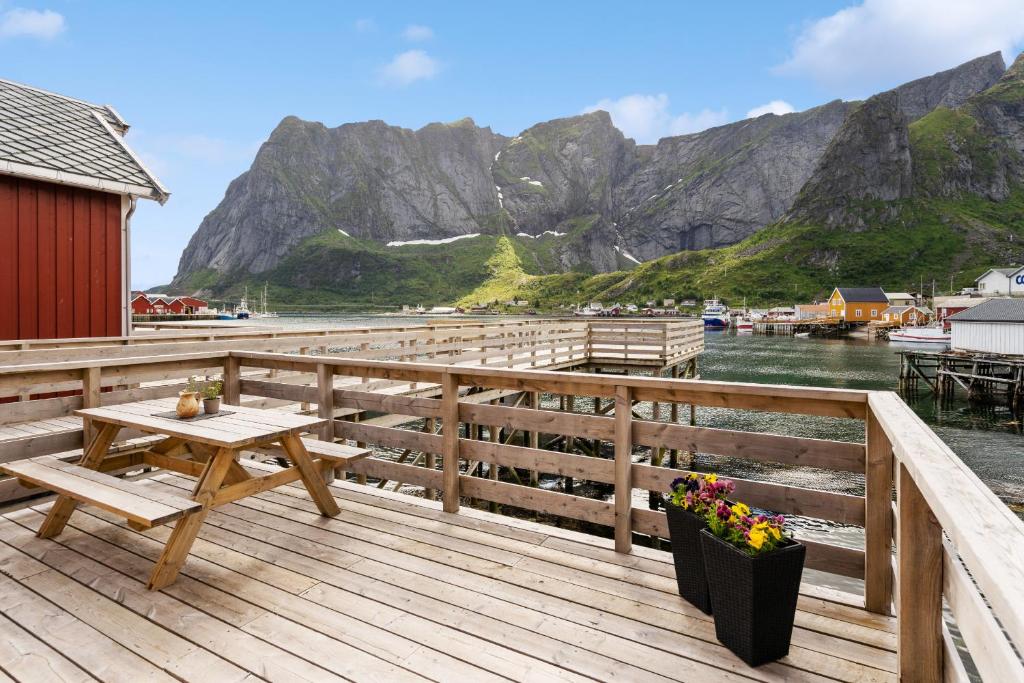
[{"x1": 0, "y1": 472, "x2": 896, "y2": 683}]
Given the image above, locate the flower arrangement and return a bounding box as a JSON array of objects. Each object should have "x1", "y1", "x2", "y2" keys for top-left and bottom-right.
[
  {"x1": 706, "y1": 500, "x2": 788, "y2": 555},
  {"x1": 666, "y1": 472, "x2": 735, "y2": 515}
]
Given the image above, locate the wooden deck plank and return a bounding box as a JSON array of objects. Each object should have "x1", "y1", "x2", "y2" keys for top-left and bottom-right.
[
  {"x1": 0, "y1": 612, "x2": 93, "y2": 683},
  {"x1": 26, "y1": 507, "x2": 531, "y2": 682},
  {"x1": 266, "y1": 472, "x2": 897, "y2": 648},
  {"x1": 0, "y1": 471, "x2": 898, "y2": 683},
  {"x1": 0, "y1": 558, "x2": 181, "y2": 682},
  {"x1": 153, "y1": 472, "x2": 895, "y2": 682},
  {"x1": 69, "y1": 504, "x2": 594, "y2": 683},
  {"x1": 6, "y1": 510, "x2": 429, "y2": 683},
  {"x1": 0, "y1": 539, "x2": 251, "y2": 682}
]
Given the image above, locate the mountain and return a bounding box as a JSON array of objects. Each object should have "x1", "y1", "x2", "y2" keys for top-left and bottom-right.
[
  {"x1": 504, "y1": 53, "x2": 1024, "y2": 307},
  {"x1": 170, "y1": 51, "x2": 1015, "y2": 307}
]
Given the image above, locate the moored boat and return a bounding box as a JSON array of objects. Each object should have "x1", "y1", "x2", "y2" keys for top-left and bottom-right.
[
  {"x1": 888, "y1": 325, "x2": 950, "y2": 345},
  {"x1": 701, "y1": 299, "x2": 730, "y2": 328}
]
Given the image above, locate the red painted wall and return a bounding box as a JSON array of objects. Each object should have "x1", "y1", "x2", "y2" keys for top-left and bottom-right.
[{"x1": 0, "y1": 174, "x2": 122, "y2": 341}]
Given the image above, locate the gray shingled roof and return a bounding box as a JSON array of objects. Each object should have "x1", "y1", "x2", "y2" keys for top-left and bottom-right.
[
  {"x1": 948, "y1": 298, "x2": 1024, "y2": 322},
  {"x1": 0, "y1": 78, "x2": 168, "y2": 203},
  {"x1": 836, "y1": 287, "x2": 889, "y2": 303}
]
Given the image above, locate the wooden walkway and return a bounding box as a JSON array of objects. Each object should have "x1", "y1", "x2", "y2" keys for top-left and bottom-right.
[{"x1": 0, "y1": 466, "x2": 896, "y2": 683}]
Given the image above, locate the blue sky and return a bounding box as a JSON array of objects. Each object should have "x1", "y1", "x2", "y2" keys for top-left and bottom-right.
[{"x1": 3, "y1": 0, "x2": 1023, "y2": 289}]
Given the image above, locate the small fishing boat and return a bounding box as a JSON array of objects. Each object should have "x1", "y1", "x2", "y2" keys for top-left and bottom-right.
[
  {"x1": 888, "y1": 325, "x2": 950, "y2": 345},
  {"x1": 735, "y1": 317, "x2": 754, "y2": 332},
  {"x1": 701, "y1": 299, "x2": 730, "y2": 328}
]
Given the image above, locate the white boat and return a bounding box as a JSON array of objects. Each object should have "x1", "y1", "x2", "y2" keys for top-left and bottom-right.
[
  {"x1": 735, "y1": 317, "x2": 754, "y2": 332},
  {"x1": 251, "y1": 283, "x2": 278, "y2": 318},
  {"x1": 889, "y1": 326, "x2": 950, "y2": 344},
  {"x1": 701, "y1": 299, "x2": 730, "y2": 328}
]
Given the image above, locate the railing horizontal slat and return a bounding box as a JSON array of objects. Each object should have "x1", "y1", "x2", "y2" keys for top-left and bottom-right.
[
  {"x1": 632, "y1": 421, "x2": 865, "y2": 473},
  {"x1": 632, "y1": 463, "x2": 865, "y2": 525}
]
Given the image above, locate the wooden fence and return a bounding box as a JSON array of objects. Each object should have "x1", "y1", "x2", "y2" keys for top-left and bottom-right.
[{"x1": 0, "y1": 343, "x2": 1020, "y2": 679}]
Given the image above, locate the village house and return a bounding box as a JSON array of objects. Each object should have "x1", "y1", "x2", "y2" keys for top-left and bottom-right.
[
  {"x1": 882, "y1": 305, "x2": 932, "y2": 326},
  {"x1": 974, "y1": 267, "x2": 1023, "y2": 295},
  {"x1": 0, "y1": 79, "x2": 168, "y2": 341},
  {"x1": 131, "y1": 293, "x2": 209, "y2": 316},
  {"x1": 885, "y1": 292, "x2": 917, "y2": 307},
  {"x1": 933, "y1": 295, "x2": 987, "y2": 321},
  {"x1": 827, "y1": 287, "x2": 889, "y2": 322},
  {"x1": 948, "y1": 298, "x2": 1024, "y2": 356},
  {"x1": 795, "y1": 303, "x2": 828, "y2": 320}
]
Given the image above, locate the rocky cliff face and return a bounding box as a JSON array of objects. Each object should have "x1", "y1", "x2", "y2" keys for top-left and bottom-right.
[
  {"x1": 172, "y1": 52, "x2": 1011, "y2": 291},
  {"x1": 176, "y1": 117, "x2": 506, "y2": 276},
  {"x1": 890, "y1": 51, "x2": 1005, "y2": 121}
]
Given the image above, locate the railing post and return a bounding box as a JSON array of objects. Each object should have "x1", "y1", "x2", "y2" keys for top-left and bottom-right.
[
  {"x1": 864, "y1": 403, "x2": 894, "y2": 614},
  {"x1": 614, "y1": 384, "x2": 632, "y2": 553},
  {"x1": 81, "y1": 366, "x2": 101, "y2": 445},
  {"x1": 442, "y1": 372, "x2": 461, "y2": 513},
  {"x1": 897, "y1": 462, "x2": 943, "y2": 682},
  {"x1": 316, "y1": 362, "x2": 334, "y2": 442},
  {"x1": 222, "y1": 355, "x2": 240, "y2": 406}
]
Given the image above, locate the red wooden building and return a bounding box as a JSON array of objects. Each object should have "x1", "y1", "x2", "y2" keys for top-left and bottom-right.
[{"x1": 0, "y1": 79, "x2": 168, "y2": 341}]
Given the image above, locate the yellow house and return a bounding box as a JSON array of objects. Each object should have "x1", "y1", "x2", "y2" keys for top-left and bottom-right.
[{"x1": 827, "y1": 287, "x2": 889, "y2": 322}]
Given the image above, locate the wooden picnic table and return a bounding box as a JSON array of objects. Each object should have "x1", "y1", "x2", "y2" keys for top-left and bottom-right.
[{"x1": 1, "y1": 398, "x2": 367, "y2": 590}]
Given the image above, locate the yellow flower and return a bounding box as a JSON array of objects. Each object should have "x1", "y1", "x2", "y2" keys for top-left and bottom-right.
[
  {"x1": 748, "y1": 528, "x2": 766, "y2": 550},
  {"x1": 731, "y1": 503, "x2": 750, "y2": 518},
  {"x1": 705, "y1": 474, "x2": 717, "y2": 484},
  {"x1": 768, "y1": 526, "x2": 781, "y2": 541}
]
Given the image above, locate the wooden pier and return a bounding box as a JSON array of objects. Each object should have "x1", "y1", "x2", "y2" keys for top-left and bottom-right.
[
  {"x1": 0, "y1": 319, "x2": 1021, "y2": 680},
  {"x1": 898, "y1": 349, "x2": 1024, "y2": 412},
  {"x1": 753, "y1": 318, "x2": 847, "y2": 336}
]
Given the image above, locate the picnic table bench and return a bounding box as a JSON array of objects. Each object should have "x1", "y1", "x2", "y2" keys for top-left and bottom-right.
[{"x1": 0, "y1": 398, "x2": 370, "y2": 589}]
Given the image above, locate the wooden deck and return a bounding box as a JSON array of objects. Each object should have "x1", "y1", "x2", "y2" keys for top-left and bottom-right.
[{"x1": 0, "y1": 467, "x2": 896, "y2": 683}]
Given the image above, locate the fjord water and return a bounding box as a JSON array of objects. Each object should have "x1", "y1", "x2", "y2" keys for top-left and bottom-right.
[
  {"x1": 244, "y1": 315, "x2": 1023, "y2": 520},
  {"x1": 698, "y1": 330, "x2": 1023, "y2": 509}
]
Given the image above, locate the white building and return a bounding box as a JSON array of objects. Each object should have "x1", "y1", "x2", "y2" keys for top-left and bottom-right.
[
  {"x1": 974, "y1": 267, "x2": 1024, "y2": 295},
  {"x1": 885, "y1": 292, "x2": 917, "y2": 307},
  {"x1": 948, "y1": 299, "x2": 1024, "y2": 356}
]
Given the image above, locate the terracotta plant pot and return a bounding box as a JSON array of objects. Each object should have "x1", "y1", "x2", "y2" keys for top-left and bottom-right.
[
  {"x1": 203, "y1": 397, "x2": 221, "y2": 414},
  {"x1": 700, "y1": 529, "x2": 806, "y2": 666},
  {"x1": 664, "y1": 502, "x2": 713, "y2": 614},
  {"x1": 175, "y1": 391, "x2": 200, "y2": 419}
]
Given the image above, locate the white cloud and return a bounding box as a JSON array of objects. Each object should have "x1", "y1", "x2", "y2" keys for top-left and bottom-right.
[
  {"x1": 379, "y1": 49, "x2": 440, "y2": 86},
  {"x1": 0, "y1": 8, "x2": 65, "y2": 40},
  {"x1": 354, "y1": 18, "x2": 375, "y2": 33},
  {"x1": 775, "y1": 0, "x2": 1024, "y2": 92},
  {"x1": 403, "y1": 24, "x2": 433, "y2": 41},
  {"x1": 582, "y1": 93, "x2": 728, "y2": 143},
  {"x1": 746, "y1": 100, "x2": 796, "y2": 118}
]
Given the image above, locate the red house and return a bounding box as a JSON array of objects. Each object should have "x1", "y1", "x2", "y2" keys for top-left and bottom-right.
[
  {"x1": 0, "y1": 79, "x2": 169, "y2": 341},
  {"x1": 130, "y1": 292, "x2": 154, "y2": 315}
]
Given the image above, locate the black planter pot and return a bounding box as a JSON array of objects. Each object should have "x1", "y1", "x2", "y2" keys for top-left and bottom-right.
[
  {"x1": 664, "y1": 503, "x2": 713, "y2": 614},
  {"x1": 699, "y1": 528, "x2": 806, "y2": 667}
]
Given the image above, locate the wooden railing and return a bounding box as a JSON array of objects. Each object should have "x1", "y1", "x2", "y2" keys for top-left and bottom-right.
[
  {"x1": 0, "y1": 345, "x2": 1020, "y2": 679},
  {"x1": 0, "y1": 319, "x2": 701, "y2": 368},
  {"x1": 866, "y1": 393, "x2": 1024, "y2": 681}
]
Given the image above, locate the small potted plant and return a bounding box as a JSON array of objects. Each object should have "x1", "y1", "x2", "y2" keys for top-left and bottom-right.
[
  {"x1": 202, "y1": 380, "x2": 223, "y2": 414},
  {"x1": 664, "y1": 473, "x2": 734, "y2": 613},
  {"x1": 700, "y1": 500, "x2": 806, "y2": 666},
  {"x1": 175, "y1": 376, "x2": 201, "y2": 419}
]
